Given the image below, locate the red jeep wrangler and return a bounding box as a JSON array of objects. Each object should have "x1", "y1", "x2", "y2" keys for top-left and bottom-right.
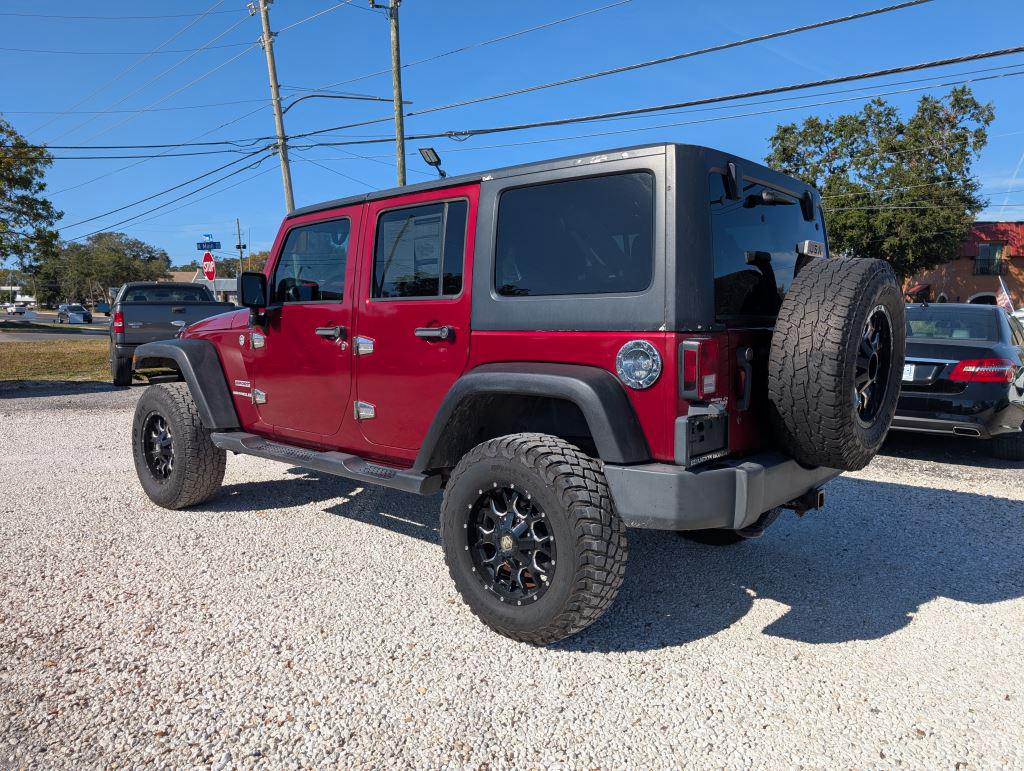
[{"x1": 130, "y1": 144, "x2": 905, "y2": 644}]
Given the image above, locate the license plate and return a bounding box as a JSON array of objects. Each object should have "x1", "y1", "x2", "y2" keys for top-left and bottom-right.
[{"x1": 902, "y1": 364, "x2": 915, "y2": 382}]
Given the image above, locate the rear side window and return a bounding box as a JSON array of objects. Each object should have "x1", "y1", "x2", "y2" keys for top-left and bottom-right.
[
  {"x1": 906, "y1": 306, "x2": 1000, "y2": 341},
  {"x1": 272, "y1": 218, "x2": 350, "y2": 303},
  {"x1": 709, "y1": 172, "x2": 825, "y2": 323},
  {"x1": 373, "y1": 200, "x2": 468, "y2": 299},
  {"x1": 494, "y1": 171, "x2": 654, "y2": 297},
  {"x1": 122, "y1": 285, "x2": 213, "y2": 302}
]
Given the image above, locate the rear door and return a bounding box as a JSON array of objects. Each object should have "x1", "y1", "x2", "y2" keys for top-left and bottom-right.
[
  {"x1": 352, "y1": 185, "x2": 477, "y2": 455},
  {"x1": 248, "y1": 209, "x2": 361, "y2": 444}
]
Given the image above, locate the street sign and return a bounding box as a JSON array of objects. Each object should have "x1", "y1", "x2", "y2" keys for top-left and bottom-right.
[
  {"x1": 196, "y1": 240, "x2": 221, "y2": 251},
  {"x1": 202, "y1": 252, "x2": 216, "y2": 281}
]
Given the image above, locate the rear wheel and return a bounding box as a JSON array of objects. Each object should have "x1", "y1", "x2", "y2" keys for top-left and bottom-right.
[
  {"x1": 440, "y1": 433, "x2": 627, "y2": 645},
  {"x1": 768, "y1": 257, "x2": 905, "y2": 471},
  {"x1": 111, "y1": 345, "x2": 133, "y2": 387},
  {"x1": 132, "y1": 383, "x2": 225, "y2": 509}
]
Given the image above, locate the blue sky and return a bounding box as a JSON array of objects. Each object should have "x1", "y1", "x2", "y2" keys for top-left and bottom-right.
[{"x1": 3, "y1": 0, "x2": 1023, "y2": 269}]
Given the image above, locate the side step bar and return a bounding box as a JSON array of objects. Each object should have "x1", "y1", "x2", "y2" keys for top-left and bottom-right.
[{"x1": 210, "y1": 431, "x2": 442, "y2": 495}]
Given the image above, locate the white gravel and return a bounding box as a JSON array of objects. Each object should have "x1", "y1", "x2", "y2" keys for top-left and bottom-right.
[{"x1": 1, "y1": 385, "x2": 1022, "y2": 768}]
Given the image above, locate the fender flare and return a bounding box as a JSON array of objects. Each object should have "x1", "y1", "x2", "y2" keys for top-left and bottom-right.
[
  {"x1": 413, "y1": 362, "x2": 650, "y2": 472},
  {"x1": 133, "y1": 339, "x2": 240, "y2": 430}
]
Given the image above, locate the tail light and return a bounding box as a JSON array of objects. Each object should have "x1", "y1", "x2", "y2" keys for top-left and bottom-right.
[
  {"x1": 681, "y1": 337, "x2": 722, "y2": 400},
  {"x1": 112, "y1": 310, "x2": 124, "y2": 333},
  {"x1": 948, "y1": 358, "x2": 1016, "y2": 383}
]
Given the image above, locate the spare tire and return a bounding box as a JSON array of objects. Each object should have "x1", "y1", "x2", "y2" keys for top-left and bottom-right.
[{"x1": 768, "y1": 257, "x2": 905, "y2": 471}]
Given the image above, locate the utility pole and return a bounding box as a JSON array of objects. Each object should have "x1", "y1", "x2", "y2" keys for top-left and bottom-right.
[
  {"x1": 382, "y1": 0, "x2": 406, "y2": 186},
  {"x1": 256, "y1": 0, "x2": 295, "y2": 212},
  {"x1": 235, "y1": 219, "x2": 247, "y2": 275}
]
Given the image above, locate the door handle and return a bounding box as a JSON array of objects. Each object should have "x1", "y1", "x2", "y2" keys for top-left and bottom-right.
[
  {"x1": 414, "y1": 325, "x2": 453, "y2": 340},
  {"x1": 171, "y1": 306, "x2": 186, "y2": 313},
  {"x1": 315, "y1": 325, "x2": 346, "y2": 340}
]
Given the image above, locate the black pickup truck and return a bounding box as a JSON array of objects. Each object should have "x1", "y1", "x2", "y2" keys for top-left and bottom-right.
[{"x1": 109, "y1": 282, "x2": 234, "y2": 386}]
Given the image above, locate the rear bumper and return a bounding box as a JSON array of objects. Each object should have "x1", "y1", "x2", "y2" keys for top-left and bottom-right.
[
  {"x1": 604, "y1": 453, "x2": 841, "y2": 532},
  {"x1": 894, "y1": 389, "x2": 1024, "y2": 439}
]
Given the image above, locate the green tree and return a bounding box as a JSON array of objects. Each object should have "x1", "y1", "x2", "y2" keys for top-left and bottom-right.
[
  {"x1": 765, "y1": 86, "x2": 993, "y2": 278},
  {"x1": 34, "y1": 232, "x2": 170, "y2": 304},
  {"x1": 1, "y1": 115, "x2": 61, "y2": 274}
]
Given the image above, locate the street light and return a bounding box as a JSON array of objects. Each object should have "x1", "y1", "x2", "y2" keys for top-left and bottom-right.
[
  {"x1": 281, "y1": 92, "x2": 411, "y2": 115},
  {"x1": 418, "y1": 147, "x2": 446, "y2": 179}
]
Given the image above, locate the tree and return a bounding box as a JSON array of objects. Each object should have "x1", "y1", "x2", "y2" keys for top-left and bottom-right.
[
  {"x1": 34, "y1": 232, "x2": 170, "y2": 304},
  {"x1": 1, "y1": 115, "x2": 61, "y2": 273},
  {"x1": 765, "y1": 86, "x2": 993, "y2": 278},
  {"x1": 171, "y1": 249, "x2": 268, "y2": 278}
]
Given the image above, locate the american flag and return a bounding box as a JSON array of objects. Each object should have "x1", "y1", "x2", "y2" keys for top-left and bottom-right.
[{"x1": 996, "y1": 275, "x2": 1015, "y2": 313}]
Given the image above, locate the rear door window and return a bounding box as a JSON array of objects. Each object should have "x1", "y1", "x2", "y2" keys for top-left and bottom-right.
[
  {"x1": 709, "y1": 172, "x2": 825, "y2": 323},
  {"x1": 122, "y1": 285, "x2": 213, "y2": 302},
  {"x1": 372, "y1": 200, "x2": 468, "y2": 299},
  {"x1": 272, "y1": 218, "x2": 350, "y2": 303},
  {"x1": 494, "y1": 171, "x2": 654, "y2": 297}
]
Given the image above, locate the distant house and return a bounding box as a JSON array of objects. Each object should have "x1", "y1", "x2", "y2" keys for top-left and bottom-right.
[{"x1": 905, "y1": 221, "x2": 1023, "y2": 308}]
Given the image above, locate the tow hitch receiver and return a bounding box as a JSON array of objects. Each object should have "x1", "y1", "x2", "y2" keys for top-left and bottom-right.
[{"x1": 784, "y1": 487, "x2": 826, "y2": 515}]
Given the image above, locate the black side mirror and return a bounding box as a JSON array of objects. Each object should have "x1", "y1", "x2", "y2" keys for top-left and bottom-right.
[
  {"x1": 725, "y1": 161, "x2": 742, "y2": 200},
  {"x1": 238, "y1": 271, "x2": 267, "y2": 309}
]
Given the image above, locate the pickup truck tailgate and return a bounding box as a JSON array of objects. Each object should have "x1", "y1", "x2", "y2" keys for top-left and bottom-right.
[{"x1": 120, "y1": 303, "x2": 233, "y2": 345}]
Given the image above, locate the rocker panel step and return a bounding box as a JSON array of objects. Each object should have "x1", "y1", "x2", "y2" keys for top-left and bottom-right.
[{"x1": 210, "y1": 432, "x2": 441, "y2": 495}]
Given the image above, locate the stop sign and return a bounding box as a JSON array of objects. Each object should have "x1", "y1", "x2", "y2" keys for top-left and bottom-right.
[{"x1": 202, "y1": 251, "x2": 216, "y2": 281}]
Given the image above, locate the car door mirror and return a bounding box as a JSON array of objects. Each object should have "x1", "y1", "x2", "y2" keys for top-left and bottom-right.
[{"x1": 238, "y1": 271, "x2": 268, "y2": 309}]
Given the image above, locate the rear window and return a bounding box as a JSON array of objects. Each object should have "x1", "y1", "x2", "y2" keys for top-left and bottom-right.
[
  {"x1": 906, "y1": 306, "x2": 1000, "y2": 341},
  {"x1": 709, "y1": 172, "x2": 825, "y2": 323},
  {"x1": 121, "y1": 285, "x2": 213, "y2": 303},
  {"x1": 494, "y1": 171, "x2": 654, "y2": 297}
]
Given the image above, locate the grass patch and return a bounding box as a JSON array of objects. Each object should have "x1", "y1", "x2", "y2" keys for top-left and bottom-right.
[{"x1": 0, "y1": 338, "x2": 109, "y2": 382}]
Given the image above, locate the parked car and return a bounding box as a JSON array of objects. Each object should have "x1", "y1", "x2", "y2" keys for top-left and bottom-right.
[
  {"x1": 58, "y1": 304, "x2": 93, "y2": 324},
  {"x1": 108, "y1": 282, "x2": 234, "y2": 386},
  {"x1": 96, "y1": 302, "x2": 111, "y2": 316},
  {"x1": 893, "y1": 303, "x2": 1024, "y2": 458},
  {"x1": 126, "y1": 143, "x2": 906, "y2": 644},
  {"x1": 5, "y1": 304, "x2": 26, "y2": 315}
]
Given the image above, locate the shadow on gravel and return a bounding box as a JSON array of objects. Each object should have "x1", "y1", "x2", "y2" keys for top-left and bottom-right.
[
  {"x1": 0, "y1": 380, "x2": 121, "y2": 399},
  {"x1": 560, "y1": 475, "x2": 1024, "y2": 653},
  {"x1": 879, "y1": 432, "x2": 1024, "y2": 470},
  {"x1": 200, "y1": 467, "x2": 1023, "y2": 654}
]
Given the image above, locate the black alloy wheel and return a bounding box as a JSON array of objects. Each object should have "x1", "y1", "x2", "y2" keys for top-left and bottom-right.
[
  {"x1": 467, "y1": 485, "x2": 556, "y2": 604},
  {"x1": 143, "y1": 413, "x2": 175, "y2": 480},
  {"x1": 854, "y1": 305, "x2": 894, "y2": 426}
]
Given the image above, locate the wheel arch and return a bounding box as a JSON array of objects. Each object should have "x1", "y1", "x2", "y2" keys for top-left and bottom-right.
[
  {"x1": 413, "y1": 362, "x2": 650, "y2": 473},
  {"x1": 132, "y1": 339, "x2": 240, "y2": 430}
]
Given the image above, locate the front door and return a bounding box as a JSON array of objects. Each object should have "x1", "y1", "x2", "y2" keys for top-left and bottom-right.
[
  {"x1": 249, "y1": 209, "x2": 361, "y2": 443},
  {"x1": 353, "y1": 185, "x2": 477, "y2": 455}
]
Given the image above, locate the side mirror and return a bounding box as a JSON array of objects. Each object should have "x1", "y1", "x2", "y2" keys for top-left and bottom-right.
[
  {"x1": 725, "y1": 161, "x2": 742, "y2": 200},
  {"x1": 238, "y1": 271, "x2": 267, "y2": 309}
]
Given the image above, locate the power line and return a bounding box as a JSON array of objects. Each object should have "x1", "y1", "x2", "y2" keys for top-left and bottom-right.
[
  {"x1": 0, "y1": 42, "x2": 251, "y2": 55},
  {"x1": 30, "y1": 0, "x2": 229, "y2": 138},
  {"x1": 70, "y1": 155, "x2": 275, "y2": 240},
  {"x1": 0, "y1": 9, "x2": 242, "y2": 20},
  {"x1": 290, "y1": 51, "x2": 1024, "y2": 148},
  {"x1": 296, "y1": 0, "x2": 634, "y2": 94},
  {"x1": 289, "y1": 0, "x2": 940, "y2": 142},
  {"x1": 277, "y1": 0, "x2": 357, "y2": 34},
  {"x1": 4, "y1": 98, "x2": 270, "y2": 115},
  {"x1": 61, "y1": 148, "x2": 273, "y2": 230}
]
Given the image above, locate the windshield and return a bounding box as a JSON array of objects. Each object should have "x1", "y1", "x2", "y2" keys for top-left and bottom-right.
[
  {"x1": 708, "y1": 172, "x2": 826, "y2": 324},
  {"x1": 906, "y1": 305, "x2": 1000, "y2": 341},
  {"x1": 68, "y1": 305, "x2": 86, "y2": 312}
]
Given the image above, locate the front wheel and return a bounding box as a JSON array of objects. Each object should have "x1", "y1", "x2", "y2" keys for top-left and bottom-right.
[
  {"x1": 132, "y1": 382, "x2": 225, "y2": 510},
  {"x1": 440, "y1": 434, "x2": 627, "y2": 645}
]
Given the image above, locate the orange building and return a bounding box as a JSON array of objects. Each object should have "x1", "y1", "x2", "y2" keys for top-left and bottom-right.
[{"x1": 905, "y1": 221, "x2": 1023, "y2": 308}]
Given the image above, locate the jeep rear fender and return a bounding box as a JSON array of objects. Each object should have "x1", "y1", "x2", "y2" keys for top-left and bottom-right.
[
  {"x1": 133, "y1": 339, "x2": 240, "y2": 430},
  {"x1": 414, "y1": 363, "x2": 650, "y2": 472}
]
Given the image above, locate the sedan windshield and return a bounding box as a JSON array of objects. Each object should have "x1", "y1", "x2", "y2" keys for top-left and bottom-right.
[
  {"x1": 68, "y1": 305, "x2": 87, "y2": 312},
  {"x1": 906, "y1": 306, "x2": 1000, "y2": 341}
]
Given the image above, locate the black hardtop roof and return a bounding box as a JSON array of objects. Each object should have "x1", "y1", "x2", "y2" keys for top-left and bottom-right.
[{"x1": 287, "y1": 142, "x2": 787, "y2": 219}]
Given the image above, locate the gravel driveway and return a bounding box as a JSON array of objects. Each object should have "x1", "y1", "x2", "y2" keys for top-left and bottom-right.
[{"x1": 2, "y1": 385, "x2": 1022, "y2": 768}]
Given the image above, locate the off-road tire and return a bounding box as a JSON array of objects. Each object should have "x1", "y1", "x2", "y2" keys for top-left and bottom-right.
[
  {"x1": 768, "y1": 257, "x2": 905, "y2": 471},
  {"x1": 988, "y1": 429, "x2": 1024, "y2": 461},
  {"x1": 440, "y1": 433, "x2": 627, "y2": 645},
  {"x1": 111, "y1": 351, "x2": 133, "y2": 387},
  {"x1": 132, "y1": 382, "x2": 225, "y2": 510},
  {"x1": 679, "y1": 529, "x2": 746, "y2": 546}
]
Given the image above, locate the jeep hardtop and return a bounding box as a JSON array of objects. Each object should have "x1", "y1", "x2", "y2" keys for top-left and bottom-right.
[{"x1": 130, "y1": 143, "x2": 906, "y2": 644}]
